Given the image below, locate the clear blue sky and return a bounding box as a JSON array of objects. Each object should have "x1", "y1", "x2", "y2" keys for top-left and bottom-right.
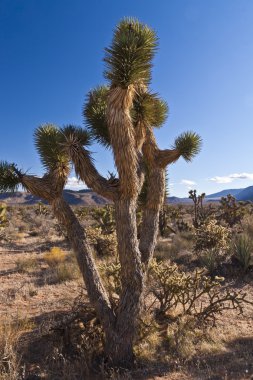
[{"x1": 1, "y1": 0, "x2": 253, "y2": 197}]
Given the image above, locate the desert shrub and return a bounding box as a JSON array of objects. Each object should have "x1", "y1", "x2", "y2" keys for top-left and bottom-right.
[
  {"x1": 90, "y1": 205, "x2": 115, "y2": 234},
  {"x1": 0, "y1": 320, "x2": 20, "y2": 380},
  {"x1": 35, "y1": 201, "x2": 49, "y2": 216},
  {"x1": 176, "y1": 219, "x2": 192, "y2": 232},
  {"x1": 241, "y1": 214, "x2": 253, "y2": 236},
  {"x1": 218, "y1": 194, "x2": 246, "y2": 227},
  {"x1": 44, "y1": 261, "x2": 80, "y2": 285},
  {"x1": 194, "y1": 219, "x2": 230, "y2": 253},
  {"x1": 155, "y1": 234, "x2": 192, "y2": 261},
  {"x1": 75, "y1": 207, "x2": 89, "y2": 220},
  {"x1": 15, "y1": 257, "x2": 38, "y2": 272},
  {"x1": 232, "y1": 234, "x2": 253, "y2": 272},
  {"x1": 199, "y1": 248, "x2": 221, "y2": 274},
  {"x1": 0, "y1": 203, "x2": 8, "y2": 229},
  {"x1": 134, "y1": 314, "x2": 161, "y2": 361},
  {"x1": 194, "y1": 219, "x2": 231, "y2": 272},
  {"x1": 86, "y1": 227, "x2": 117, "y2": 256},
  {"x1": 158, "y1": 205, "x2": 171, "y2": 237},
  {"x1": 148, "y1": 259, "x2": 250, "y2": 325},
  {"x1": 44, "y1": 247, "x2": 67, "y2": 267},
  {"x1": 99, "y1": 261, "x2": 121, "y2": 304},
  {"x1": 167, "y1": 316, "x2": 201, "y2": 359},
  {"x1": 43, "y1": 248, "x2": 80, "y2": 283},
  {"x1": 0, "y1": 317, "x2": 34, "y2": 380},
  {"x1": 53, "y1": 262, "x2": 80, "y2": 283}
]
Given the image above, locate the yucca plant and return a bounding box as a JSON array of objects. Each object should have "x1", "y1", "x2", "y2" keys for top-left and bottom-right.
[
  {"x1": 0, "y1": 18, "x2": 201, "y2": 366},
  {"x1": 233, "y1": 234, "x2": 253, "y2": 272}
]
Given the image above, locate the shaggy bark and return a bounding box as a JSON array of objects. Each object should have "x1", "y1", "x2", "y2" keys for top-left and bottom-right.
[
  {"x1": 21, "y1": 175, "x2": 115, "y2": 331},
  {"x1": 51, "y1": 197, "x2": 115, "y2": 327},
  {"x1": 139, "y1": 167, "x2": 165, "y2": 265},
  {"x1": 104, "y1": 199, "x2": 144, "y2": 365},
  {"x1": 139, "y1": 127, "x2": 179, "y2": 266},
  {"x1": 63, "y1": 139, "x2": 119, "y2": 202}
]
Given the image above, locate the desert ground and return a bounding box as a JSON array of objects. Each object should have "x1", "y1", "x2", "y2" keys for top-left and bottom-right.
[{"x1": 0, "y1": 200, "x2": 253, "y2": 380}]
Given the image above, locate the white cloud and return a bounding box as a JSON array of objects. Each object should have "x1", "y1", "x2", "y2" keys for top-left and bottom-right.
[
  {"x1": 180, "y1": 179, "x2": 196, "y2": 190},
  {"x1": 65, "y1": 176, "x2": 87, "y2": 190},
  {"x1": 210, "y1": 173, "x2": 253, "y2": 184},
  {"x1": 181, "y1": 179, "x2": 196, "y2": 186}
]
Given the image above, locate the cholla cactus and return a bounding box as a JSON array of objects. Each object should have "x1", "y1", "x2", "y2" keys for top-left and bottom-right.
[
  {"x1": 91, "y1": 206, "x2": 115, "y2": 234},
  {"x1": 0, "y1": 202, "x2": 7, "y2": 229},
  {"x1": 194, "y1": 219, "x2": 230, "y2": 253},
  {"x1": 149, "y1": 259, "x2": 250, "y2": 325},
  {"x1": 86, "y1": 226, "x2": 117, "y2": 256},
  {"x1": 219, "y1": 194, "x2": 245, "y2": 227}
]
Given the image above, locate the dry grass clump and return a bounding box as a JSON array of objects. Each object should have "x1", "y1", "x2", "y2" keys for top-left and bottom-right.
[
  {"x1": 44, "y1": 247, "x2": 67, "y2": 267},
  {"x1": 155, "y1": 233, "x2": 193, "y2": 261},
  {"x1": 51, "y1": 262, "x2": 80, "y2": 284},
  {"x1": 15, "y1": 257, "x2": 38, "y2": 273},
  {"x1": 43, "y1": 247, "x2": 80, "y2": 284},
  {"x1": 0, "y1": 316, "x2": 34, "y2": 380}
]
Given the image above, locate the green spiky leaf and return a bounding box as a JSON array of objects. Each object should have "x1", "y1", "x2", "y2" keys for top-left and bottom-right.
[
  {"x1": 104, "y1": 18, "x2": 158, "y2": 87},
  {"x1": 83, "y1": 86, "x2": 111, "y2": 148},
  {"x1": 61, "y1": 125, "x2": 91, "y2": 147},
  {"x1": 34, "y1": 124, "x2": 69, "y2": 172},
  {"x1": 0, "y1": 161, "x2": 22, "y2": 192},
  {"x1": 132, "y1": 92, "x2": 168, "y2": 128},
  {"x1": 173, "y1": 131, "x2": 202, "y2": 162}
]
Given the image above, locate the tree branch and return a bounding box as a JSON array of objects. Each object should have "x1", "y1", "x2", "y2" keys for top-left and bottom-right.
[
  {"x1": 20, "y1": 173, "x2": 115, "y2": 328},
  {"x1": 64, "y1": 139, "x2": 120, "y2": 202},
  {"x1": 155, "y1": 148, "x2": 181, "y2": 167}
]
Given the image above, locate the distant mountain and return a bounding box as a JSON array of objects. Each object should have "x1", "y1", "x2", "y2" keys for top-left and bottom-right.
[
  {"x1": 166, "y1": 196, "x2": 190, "y2": 204},
  {"x1": 1, "y1": 186, "x2": 253, "y2": 205},
  {"x1": 235, "y1": 186, "x2": 253, "y2": 201},
  {"x1": 206, "y1": 189, "x2": 243, "y2": 199},
  {"x1": 0, "y1": 189, "x2": 110, "y2": 206}
]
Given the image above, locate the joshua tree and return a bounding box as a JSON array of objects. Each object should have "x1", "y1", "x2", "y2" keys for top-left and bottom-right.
[{"x1": 0, "y1": 19, "x2": 201, "y2": 366}]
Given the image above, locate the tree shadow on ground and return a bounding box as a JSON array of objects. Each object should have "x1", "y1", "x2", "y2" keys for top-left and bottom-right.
[
  {"x1": 2, "y1": 238, "x2": 70, "y2": 253},
  {"x1": 186, "y1": 336, "x2": 253, "y2": 380},
  {"x1": 16, "y1": 307, "x2": 253, "y2": 380}
]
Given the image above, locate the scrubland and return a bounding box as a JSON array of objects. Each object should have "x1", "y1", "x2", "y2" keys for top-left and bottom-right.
[{"x1": 0, "y1": 196, "x2": 253, "y2": 379}]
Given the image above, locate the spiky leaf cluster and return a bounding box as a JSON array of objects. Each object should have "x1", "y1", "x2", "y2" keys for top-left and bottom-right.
[
  {"x1": 34, "y1": 124, "x2": 69, "y2": 173},
  {"x1": 83, "y1": 86, "x2": 110, "y2": 148},
  {"x1": 132, "y1": 92, "x2": 168, "y2": 128},
  {"x1": 104, "y1": 18, "x2": 158, "y2": 87},
  {"x1": 0, "y1": 161, "x2": 22, "y2": 192},
  {"x1": 173, "y1": 131, "x2": 202, "y2": 162},
  {"x1": 61, "y1": 125, "x2": 91, "y2": 147}
]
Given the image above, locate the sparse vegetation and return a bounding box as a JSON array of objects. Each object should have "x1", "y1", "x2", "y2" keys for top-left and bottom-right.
[
  {"x1": 219, "y1": 194, "x2": 246, "y2": 227},
  {"x1": 194, "y1": 219, "x2": 230, "y2": 254},
  {"x1": 232, "y1": 234, "x2": 253, "y2": 272},
  {"x1": 43, "y1": 246, "x2": 67, "y2": 267},
  {"x1": 1, "y1": 17, "x2": 253, "y2": 380},
  {"x1": 0, "y1": 200, "x2": 253, "y2": 379}
]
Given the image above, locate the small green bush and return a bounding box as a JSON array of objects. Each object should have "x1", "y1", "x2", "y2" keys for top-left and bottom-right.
[{"x1": 232, "y1": 234, "x2": 253, "y2": 272}]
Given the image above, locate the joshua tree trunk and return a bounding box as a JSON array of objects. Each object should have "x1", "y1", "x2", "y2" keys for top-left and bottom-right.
[
  {"x1": 22, "y1": 175, "x2": 143, "y2": 366},
  {"x1": 104, "y1": 199, "x2": 144, "y2": 365},
  {"x1": 139, "y1": 167, "x2": 166, "y2": 265}
]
